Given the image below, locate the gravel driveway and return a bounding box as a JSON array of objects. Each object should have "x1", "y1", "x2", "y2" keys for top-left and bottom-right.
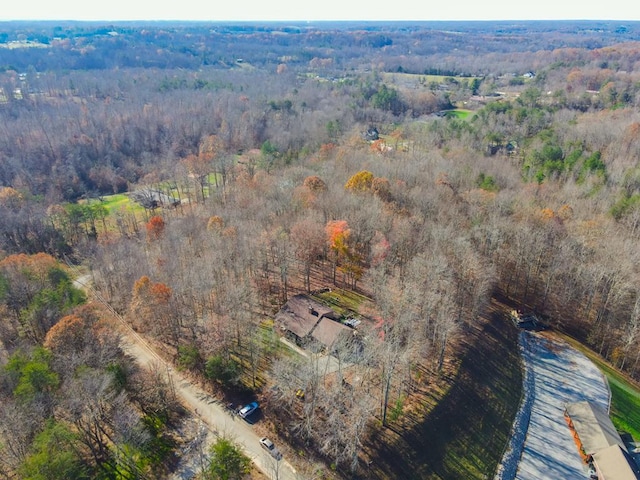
[
  {"x1": 74, "y1": 273, "x2": 300, "y2": 480},
  {"x1": 496, "y1": 331, "x2": 610, "y2": 480}
]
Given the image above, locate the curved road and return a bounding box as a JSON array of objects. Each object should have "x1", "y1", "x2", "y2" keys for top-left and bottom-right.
[{"x1": 74, "y1": 274, "x2": 300, "y2": 480}]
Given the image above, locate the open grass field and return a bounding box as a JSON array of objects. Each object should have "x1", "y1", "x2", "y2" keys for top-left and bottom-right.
[
  {"x1": 608, "y1": 380, "x2": 640, "y2": 441},
  {"x1": 381, "y1": 72, "x2": 481, "y2": 86},
  {"x1": 79, "y1": 193, "x2": 146, "y2": 235},
  {"x1": 83, "y1": 173, "x2": 222, "y2": 218},
  {"x1": 443, "y1": 109, "x2": 473, "y2": 119},
  {"x1": 85, "y1": 193, "x2": 140, "y2": 215}
]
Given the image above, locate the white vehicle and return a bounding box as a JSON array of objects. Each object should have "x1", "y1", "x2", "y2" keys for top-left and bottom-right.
[
  {"x1": 260, "y1": 437, "x2": 282, "y2": 460},
  {"x1": 238, "y1": 401, "x2": 258, "y2": 419}
]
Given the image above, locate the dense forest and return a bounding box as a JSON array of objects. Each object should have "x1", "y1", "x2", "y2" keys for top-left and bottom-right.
[{"x1": 2, "y1": 19, "x2": 640, "y2": 479}]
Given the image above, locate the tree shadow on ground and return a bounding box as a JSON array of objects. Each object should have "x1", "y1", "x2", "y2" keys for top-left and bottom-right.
[{"x1": 360, "y1": 298, "x2": 523, "y2": 480}]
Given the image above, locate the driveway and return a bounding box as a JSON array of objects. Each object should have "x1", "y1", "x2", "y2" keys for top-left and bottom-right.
[
  {"x1": 497, "y1": 331, "x2": 610, "y2": 480},
  {"x1": 121, "y1": 337, "x2": 300, "y2": 480},
  {"x1": 74, "y1": 273, "x2": 300, "y2": 480},
  {"x1": 279, "y1": 337, "x2": 346, "y2": 375}
]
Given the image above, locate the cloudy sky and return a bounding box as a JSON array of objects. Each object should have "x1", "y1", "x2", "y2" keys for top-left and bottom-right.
[{"x1": 1, "y1": 0, "x2": 639, "y2": 22}]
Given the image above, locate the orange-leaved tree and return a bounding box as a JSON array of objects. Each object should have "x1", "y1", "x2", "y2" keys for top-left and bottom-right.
[
  {"x1": 317, "y1": 142, "x2": 336, "y2": 160},
  {"x1": 303, "y1": 175, "x2": 328, "y2": 194},
  {"x1": 207, "y1": 215, "x2": 225, "y2": 233},
  {"x1": 0, "y1": 253, "x2": 85, "y2": 343},
  {"x1": 146, "y1": 215, "x2": 165, "y2": 241},
  {"x1": 325, "y1": 220, "x2": 363, "y2": 288},
  {"x1": 130, "y1": 276, "x2": 177, "y2": 346},
  {"x1": 296, "y1": 175, "x2": 328, "y2": 208},
  {"x1": 43, "y1": 314, "x2": 85, "y2": 355},
  {"x1": 372, "y1": 176, "x2": 392, "y2": 202},
  {"x1": 0, "y1": 186, "x2": 24, "y2": 209},
  {"x1": 326, "y1": 220, "x2": 350, "y2": 257}
]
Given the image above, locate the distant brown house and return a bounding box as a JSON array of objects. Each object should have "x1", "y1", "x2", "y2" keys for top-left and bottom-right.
[
  {"x1": 275, "y1": 294, "x2": 353, "y2": 351},
  {"x1": 130, "y1": 189, "x2": 180, "y2": 209}
]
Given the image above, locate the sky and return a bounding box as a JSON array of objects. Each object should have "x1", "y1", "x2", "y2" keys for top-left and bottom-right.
[{"x1": 1, "y1": 0, "x2": 640, "y2": 22}]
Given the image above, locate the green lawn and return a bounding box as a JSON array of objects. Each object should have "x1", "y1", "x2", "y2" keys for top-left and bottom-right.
[
  {"x1": 609, "y1": 380, "x2": 640, "y2": 440},
  {"x1": 562, "y1": 335, "x2": 640, "y2": 440},
  {"x1": 381, "y1": 72, "x2": 482, "y2": 84},
  {"x1": 593, "y1": 361, "x2": 640, "y2": 440},
  {"x1": 88, "y1": 193, "x2": 137, "y2": 214},
  {"x1": 444, "y1": 109, "x2": 473, "y2": 119},
  {"x1": 313, "y1": 288, "x2": 371, "y2": 319}
]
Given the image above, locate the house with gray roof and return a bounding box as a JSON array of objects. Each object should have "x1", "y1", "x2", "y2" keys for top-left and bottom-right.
[
  {"x1": 564, "y1": 401, "x2": 640, "y2": 479},
  {"x1": 275, "y1": 294, "x2": 353, "y2": 352}
]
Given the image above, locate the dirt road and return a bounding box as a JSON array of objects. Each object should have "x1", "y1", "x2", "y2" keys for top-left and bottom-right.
[
  {"x1": 74, "y1": 274, "x2": 300, "y2": 480},
  {"x1": 121, "y1": 338, "x2": 299, "y2": 480}
]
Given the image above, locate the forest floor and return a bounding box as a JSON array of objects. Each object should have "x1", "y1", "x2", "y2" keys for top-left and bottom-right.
[{"x1": 360, "y1": 297, "x2": 524, "y2": 479}]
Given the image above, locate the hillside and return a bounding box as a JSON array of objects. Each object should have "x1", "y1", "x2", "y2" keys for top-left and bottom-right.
[{"x1": 2, "y1": 20, "x2": 640, "y2": 479}]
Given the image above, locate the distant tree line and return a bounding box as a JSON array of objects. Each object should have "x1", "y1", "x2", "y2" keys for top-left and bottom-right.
[{"x1": 2, "y1": 21, "x2": 640, "y2": 478}]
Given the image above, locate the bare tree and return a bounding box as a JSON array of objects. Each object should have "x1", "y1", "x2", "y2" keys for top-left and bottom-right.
[{"x1": 290, "y1": 216, "x2": 326, "y2": 293}]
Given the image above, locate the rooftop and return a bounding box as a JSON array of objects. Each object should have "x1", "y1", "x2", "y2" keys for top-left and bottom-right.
[
  {"x1": 311, "y1": 316, "x2": 352, "y2": 348},
  {"x1": 565, "y1": 401, "x2": 626, "y2": 456},
  {"x1": 593, "y1": 444, "x2": 640, "y2": 480},
  {"x1": 275, "y1": 294, "x2": 337, "y2": 339}
]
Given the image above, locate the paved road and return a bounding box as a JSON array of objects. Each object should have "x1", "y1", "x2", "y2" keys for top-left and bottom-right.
[{"x1": 74, "y1": 274, "x2": 300, "y2": 480}]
